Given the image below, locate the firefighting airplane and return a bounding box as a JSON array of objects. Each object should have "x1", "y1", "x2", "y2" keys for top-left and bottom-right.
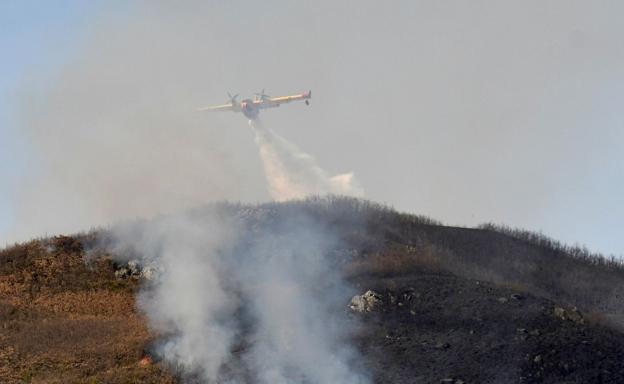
[{"x1": 197, "y1": 89, "x2": 311, "y2": 120}]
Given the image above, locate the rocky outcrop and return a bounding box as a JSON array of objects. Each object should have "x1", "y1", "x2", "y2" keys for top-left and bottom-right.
[
  {"x1": 349, "y1": 290, "x2": 383, "y2": 312},
  {"x1": 114, "y1": 260, "x2": 158, "y2": 281},
  {"x1": 553, "y1": 306, "x2": 584, "y2": 325}
]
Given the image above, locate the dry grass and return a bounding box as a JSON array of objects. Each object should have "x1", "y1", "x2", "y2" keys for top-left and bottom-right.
[
  {"x1": 2, "y1": 197, "x2": 624, "y2": 382},
  {"x1": 344, "y1": 244, "x2": 446, "y2": 278},
  {"x1": 0, "y1": 236, "x2": 175, "y2": 384}
]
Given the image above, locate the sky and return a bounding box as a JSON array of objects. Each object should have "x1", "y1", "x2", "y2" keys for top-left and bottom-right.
[
  {"x1": 0, "y1": 1, "x2": 100, "y2": 233},
  {"x1": 1, "y1": 1, "x2": 622, "y2": 256}
]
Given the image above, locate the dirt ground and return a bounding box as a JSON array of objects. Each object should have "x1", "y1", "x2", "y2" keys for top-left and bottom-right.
[
  {"x1": 2, "y1": 233, "x2": 624, "y2": 383},
  {"x1": 350, "y1": 271, "x2": 624, "y2": 383},
  {"x1": 0, "y1": 236, "x2": 175, "y2": 383}
]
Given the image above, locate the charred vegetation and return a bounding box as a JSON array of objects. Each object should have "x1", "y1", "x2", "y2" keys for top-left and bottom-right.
[{"x1": 1, "y1": 196, "x2": 623, "y2": 383}]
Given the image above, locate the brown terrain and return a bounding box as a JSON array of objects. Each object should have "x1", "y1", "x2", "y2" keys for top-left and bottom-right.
[
  {"x1": 2, "y1": 198, "x2": 624, "y2": 383},
  {"x1": 0, "y1": 236, "x2": 175, "y2": 383}
]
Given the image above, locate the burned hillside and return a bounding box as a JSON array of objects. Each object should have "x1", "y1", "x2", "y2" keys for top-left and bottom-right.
[{"x1": 2, "y1": 196, "x2": 624, "y2": 383}]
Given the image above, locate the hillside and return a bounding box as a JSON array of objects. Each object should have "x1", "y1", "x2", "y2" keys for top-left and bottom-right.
[{"x1": 2, "y1": 197, "x2": 624, "y2": 383}]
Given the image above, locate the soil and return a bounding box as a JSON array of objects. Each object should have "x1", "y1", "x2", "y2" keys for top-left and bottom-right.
[{"x1": 2, "y1": 217, "x2": 624, "y2": 383}]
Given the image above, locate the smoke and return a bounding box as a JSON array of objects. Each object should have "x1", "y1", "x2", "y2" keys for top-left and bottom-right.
[
  {"x1": 120, "y1": 213, "x2": 239, "y2": 380},
  {"x1": 250, "y1": 119, "x2": 363, "y2": 201},
  {"x1": 108, "y1": 204, "x2": 369, "y2": 383},
  {"x1": 87, "y1": 111, "x2": 368, "y2": 381},
  {"x1": 2, "y1": 3, "x2": 370, "y2": 379}
]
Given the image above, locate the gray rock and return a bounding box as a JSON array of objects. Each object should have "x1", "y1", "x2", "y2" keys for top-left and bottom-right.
[
  {"x1": 127, "y1": 260, "x2": 141, "y2": 275},
  {"x1": 140, "y1": 265, "x2": 159, "y2": 281},
  {"x1": 114, "y1": 260, "x2": 159, "y2": 281},
  {"x1": 533, "y1": 354, "x2": 543, "y2": 364},
  {"x1": 349, "y1": 290, "x2": 383, "y2": 312},
  {"x1": 114, "y1": 268, "x2": 129, "y2": 279},
  {"x1": 553, "y1": 306, "x2": 584, "y2": 325}
]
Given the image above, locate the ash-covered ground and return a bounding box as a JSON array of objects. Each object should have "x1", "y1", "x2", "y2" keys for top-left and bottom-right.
[{"x1": 2, "y1": 197, "x2": 624, "y2": 383}]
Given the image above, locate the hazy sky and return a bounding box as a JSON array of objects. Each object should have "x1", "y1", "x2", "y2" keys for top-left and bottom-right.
[
  {"x1": 1, "y1": 1, "x2": 622, "y2": 255},
  {"x1": 0, "y1": 1, "x2": 102, "y2": 233}
]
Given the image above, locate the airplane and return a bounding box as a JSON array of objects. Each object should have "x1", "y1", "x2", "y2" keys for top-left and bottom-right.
[{"x1": 197, "y1": 89, "x2": 311, "y2": 120}]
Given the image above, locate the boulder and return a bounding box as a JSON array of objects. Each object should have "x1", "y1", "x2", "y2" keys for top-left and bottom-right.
[
  {"x1": 127, "y1": 260, "x2": 141, "y2": 275},
  {"x1": 114, "y1": 260, "x2": 159, "y2": 281},
  {"x1": 140, "y1": 265, "x2": 159, "y2": 281},
  {"x1": 350, "y1": 290, "x2": 383, "y2": 312},
  {"x1": 553, "y1": 306, "x2": 584, "y2": 325},
  {"x1": 114, "y1": 267, "x2": 129, "y2": 279}
]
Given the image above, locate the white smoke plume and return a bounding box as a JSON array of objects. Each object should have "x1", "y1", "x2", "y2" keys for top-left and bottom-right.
[
  {"x1": 250, "y1": 119, "x2": 364, "y2": 201},
  {"x1": 106, "y1": 204, "x2": 369, "y2": 383},
  {"x1": 94, "y1": 117, "x2": 369, "y2": 382},
  {"x1": 7, "y1": 2, "x2": 371, "y2": 380},
  {"x1": 123, "y1": 213, "x2": 239, "y2": 380}
]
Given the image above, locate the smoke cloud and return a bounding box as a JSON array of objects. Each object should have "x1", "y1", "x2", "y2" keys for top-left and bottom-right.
[
  {"x1": 107, "y1": 204, "x2": 369, "y2": 383},
  {"x1": 88, "y1": 100, "x2": 368, "y2": 381},
  {"x1": 5, "y1": 2, "x2": 623, "y2": 254},
  {"x1": 4, "y1": 3, "x2": 371, "y2": 380},
  {"x1": 251, "y1": 119, "x2": 363, "y2": 201}
]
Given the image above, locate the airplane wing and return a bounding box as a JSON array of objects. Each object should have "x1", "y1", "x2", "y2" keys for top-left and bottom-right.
[
  {"x1": 255, "y1": 90, "x2": 311, "y2": 109},
  {"x1": 197, "y1": 103, "x2": 234, "y2": 112}
]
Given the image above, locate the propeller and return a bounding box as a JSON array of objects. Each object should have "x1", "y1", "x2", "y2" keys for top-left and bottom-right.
[
  {"x1": 254, "y1": 89, "x2": 270, "y2": 100},
  {"x1": 227, "y1": 92, "x2": 239, "y2": 104}
]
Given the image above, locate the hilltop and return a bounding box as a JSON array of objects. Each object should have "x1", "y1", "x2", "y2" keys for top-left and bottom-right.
[{"x1": 2, "y1": 197, "x2": 624, "y2": 383}]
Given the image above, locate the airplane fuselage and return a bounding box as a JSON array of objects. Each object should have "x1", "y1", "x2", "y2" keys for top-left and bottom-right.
[
  {"x1": 198, "y1": 90, "x2": 310, "y2": 120},
  {"x1": 240, "y1": 99, "x2": 260, "y2": 120}
]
